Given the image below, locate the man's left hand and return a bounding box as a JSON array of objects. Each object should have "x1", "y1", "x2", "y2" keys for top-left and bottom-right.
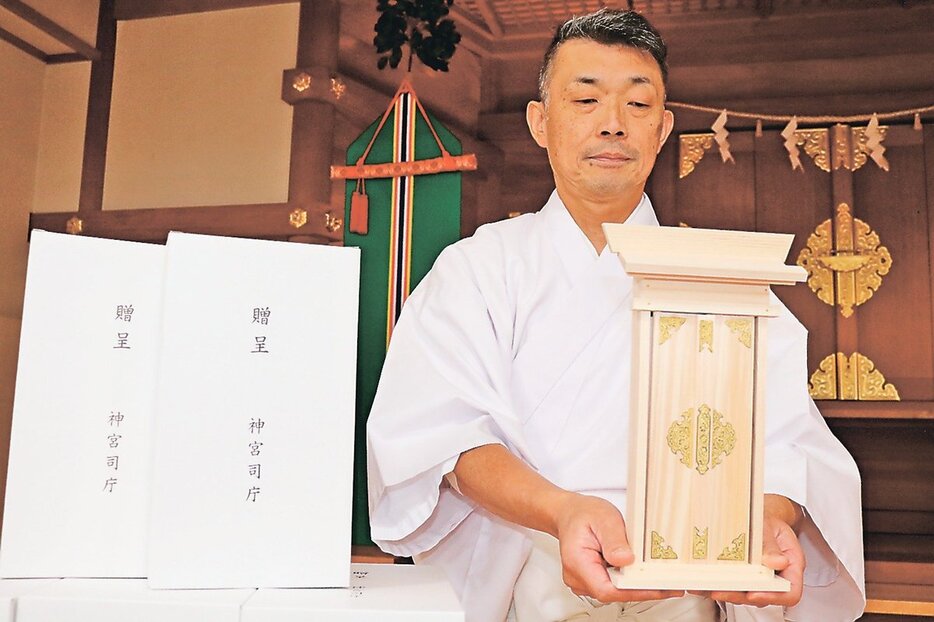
[{"x1": 690, "y1": 495, "x2": 805, "y2": 608}]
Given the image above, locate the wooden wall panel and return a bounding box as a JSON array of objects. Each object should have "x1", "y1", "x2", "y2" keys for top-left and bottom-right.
[
  {"x1": 853, "y1": 127, "x2": 934, "y2": 401},
  {"x1": 828, "y1": 420, "x2": 934, "y2": 515},
  {"x1": 647, "y1": 139, "x2": 677, "y2": 226},
  {"x1": 754, "y1": 129, "x2": 835, "y2": 378},
  {"x1": 671, "y1": 132, "x2": 756, "y2": 231},
  {"x1": 925, "y1": 124, "x2": 934, "y2": 403}
]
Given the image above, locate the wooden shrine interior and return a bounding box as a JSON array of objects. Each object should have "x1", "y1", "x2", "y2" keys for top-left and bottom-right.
[{"x1": 1, "y1": 0, "x2": 933, "y2": 618}]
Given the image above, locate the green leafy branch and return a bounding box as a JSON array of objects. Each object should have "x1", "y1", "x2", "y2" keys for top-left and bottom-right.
[{"x1": 374, "y1": 0, "x2": 462, "y2": 72}]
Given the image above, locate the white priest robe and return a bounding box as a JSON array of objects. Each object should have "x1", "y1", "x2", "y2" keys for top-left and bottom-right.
[{"x1": 367, "y1": 190, "x2": 865, "y2": 622}]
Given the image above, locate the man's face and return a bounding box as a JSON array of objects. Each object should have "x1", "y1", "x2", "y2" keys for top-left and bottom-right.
[{"x1": 527, "y1": 39, "x2": 674, "y2": 201}]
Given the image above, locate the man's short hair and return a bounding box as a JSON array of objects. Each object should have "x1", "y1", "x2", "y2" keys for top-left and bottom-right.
[{"x1": 538, "y1": 9, "x2": 668, "y2": 103}]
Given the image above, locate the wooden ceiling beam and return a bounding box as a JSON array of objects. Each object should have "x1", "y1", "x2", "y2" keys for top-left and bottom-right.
[
  {"x1": 0, "y1": 24, "x2": 44, "y2": 61},
  {"x1": 473, "y1": 0, "x2": 504, "y2": 38},
  {"x1": 448, "y1": 4, "x2": 493, "y2": 55},
  {"x1": 0, "y1": 0, "x2": 100, "y2": 60},
  {"x1": 114, "y1": 0, "x2": 294, "y2": 20},
  {"x1": 29, "y1": 202, "x2": 340, "y2": 244},
  {"x1": 45, "y1": 52, "x2": 87, "y2": 64}
]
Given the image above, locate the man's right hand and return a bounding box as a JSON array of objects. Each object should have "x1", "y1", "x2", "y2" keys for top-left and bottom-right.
[
  {"x1": 453, "y1": 446, "x2": 684, "y2": 603},
  {"x1": 554, "y1": 493, "x2": 685, "y2": 604}
]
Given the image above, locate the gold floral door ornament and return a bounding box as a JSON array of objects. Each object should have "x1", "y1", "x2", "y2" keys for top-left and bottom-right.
[
  {"x1": 809, "y1": 352, "x2": 900, "y2": 401},
  {"x1": 796, "y1": 203, "x2": 892, "y2": 317},
  {"x1": 667, "y1": 404, "x2": 736, "y2": 475}
]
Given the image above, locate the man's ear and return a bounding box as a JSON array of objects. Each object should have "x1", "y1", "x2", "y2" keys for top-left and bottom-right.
[
  {"x1": 657, "y1": 108, "x2": 675, "y2": 154},
  {"x1": 526, "y1": 100, "x2": 548, "y2": 149}
]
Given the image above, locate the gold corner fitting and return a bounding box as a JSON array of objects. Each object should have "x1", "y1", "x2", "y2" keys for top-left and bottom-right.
[
  {"x1": 650, "y1": 531, "x2": 678, "y2": 560},
  {"x1": 808, "y1": 352, "x2": 900, "y2": 401},
  {"x1": 725, "y1": 318, "x2": 753, "y2": 348},
  {"x1": 330, "y1": 77, "x2": 346, "y2": 100},
  {"x1": 794, "y1": 128, "x2": 830, "y2": 172},
  {"x1": 679, "y1": 134, "x2": 714, "y2": 179},
  {"x1": 658, "y1": 316, "x2": 687, "y2": 345},
  {"x1": 324, "y1": 212, "x2": 343, "y2": 233},
  {"x1": 796, "y1": 203, "x2": 892, "y2": 317},
  {"x1": 65, "y1": 216, "x2": 83, "y2": 235},
  {"x1": 289, "y1": 208, "x2": 308, "y2": 229},
  {"x1": 292, "y1": 72, "x2": 312, "y2": 93},
  {"x1": 717, "y1": 533, "x2": 747, "y2": 561}
]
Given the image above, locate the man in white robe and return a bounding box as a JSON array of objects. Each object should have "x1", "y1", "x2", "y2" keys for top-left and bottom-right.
[{"x1": 367, "y1": 9, "x2": 864, "y2": 622}]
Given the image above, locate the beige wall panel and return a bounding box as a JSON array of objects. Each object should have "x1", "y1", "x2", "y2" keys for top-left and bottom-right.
[
  {"x1": 0, "y1": 42, "x2": 43, "y2": 318},
  {"x1": 103, "y1": 4, "x2": 298, "y2": 210},
  {"x1": 32, "y1": 62, "x2": 91, "y2": 213},
  {"x1": 0, "y1": 42, "x2": 44, "y2": 532}
]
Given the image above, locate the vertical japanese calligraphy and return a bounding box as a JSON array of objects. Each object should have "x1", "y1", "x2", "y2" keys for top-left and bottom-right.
[
  {"x1": 104, "y1": 303, "x2": 133, "y2": 492},
  {"x1": 252, "y1": 306, "x2": 271, "y2": 354},
  {"x1": 247, "y1": 305, "x2": 271, "y2": 501}
]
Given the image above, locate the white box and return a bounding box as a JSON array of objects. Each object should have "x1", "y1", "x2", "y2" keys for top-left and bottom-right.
[
  {"x1": 0, "y1": 579, "x2": 60, "y2": 622},
  {"x1": 1, "y1": 231, "x2": 164, "y2": 578},
  {"x1": 241, "y1": 564, "x2": 464, "y2": 621},
  {"x1": 15, "y1": 579, "x2": 253, "y2": 622},
  {"x1": 148, "y1": 233, "x2": 360, "y2": 588}
]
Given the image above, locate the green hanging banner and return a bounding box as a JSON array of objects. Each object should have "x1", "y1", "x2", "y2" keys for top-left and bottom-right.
[{"x1": 332, "y1": 79, "x2": 476, "y2": 545}]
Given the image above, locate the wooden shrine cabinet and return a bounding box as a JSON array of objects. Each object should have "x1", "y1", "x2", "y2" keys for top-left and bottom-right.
[{"x1": 604, "y1": 224, "x2": 804, "y2": 592}]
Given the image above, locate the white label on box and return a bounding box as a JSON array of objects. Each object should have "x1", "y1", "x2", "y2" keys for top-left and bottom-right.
[
  {"x1": 1, "y1": 231, "x2": 164, "y2": 578},
  {"x1": 15, "y1": 579, "x2": 253, "y2": 622},
  {"x1": 147, "y1": 233, "x2": 359, "y2": 588},
  {"x1": 241, "y1": 564, "x2": 465, "y2": 621}
]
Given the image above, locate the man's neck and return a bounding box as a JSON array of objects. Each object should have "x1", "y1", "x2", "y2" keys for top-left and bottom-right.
[{"x1": 556, "y1": 184, "x2": 644, "y2": 252}]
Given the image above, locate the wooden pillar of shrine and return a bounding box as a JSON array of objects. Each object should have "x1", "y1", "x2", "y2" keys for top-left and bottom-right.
[{"x1": 284, "y1": 0, "x2": 342, "y2": 242}]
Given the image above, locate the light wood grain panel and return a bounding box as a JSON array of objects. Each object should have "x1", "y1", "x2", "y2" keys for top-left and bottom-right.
[
  {"x1": 696, "y1": 315, "x2": 755, "y2": 565},
  {"x1": 645, "y1": 312, "x2": 697, "y2": 563},
  {"x1": 644, "y1": 314, "x2": 755, "y2": 564}
]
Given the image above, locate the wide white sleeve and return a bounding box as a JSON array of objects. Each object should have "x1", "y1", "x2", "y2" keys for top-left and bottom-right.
[
  {"x1": 760, "y1": 299, "x2": 866, "y2": 622},
  {"x1": 366, "y1": 243, "x2": 527, "y2": 557}
]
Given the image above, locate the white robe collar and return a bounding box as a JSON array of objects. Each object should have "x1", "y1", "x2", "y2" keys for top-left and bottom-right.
[{"x1": 540, "y1": 189, "x2": 660, "y2": 281}]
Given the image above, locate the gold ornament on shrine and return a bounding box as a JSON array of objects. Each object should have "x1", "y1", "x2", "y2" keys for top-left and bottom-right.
[
  {"x1": 788, "y1": 123, "x2": 890, "y2": 173},
  {"x1": 796, "y1": 203, "x2": 892, "y2": 317},
  {"x1": 288, "y1": 208, "x2": 307, "y2": 229},
  {"x1": 65, "y1": 216, "x2": 83, "y2": 235},
  {"x1": 291, "y1": 72, "x2": 312, "y2": 93},
  {"x1": 808, "y1": 352, "x2": 899, "y2": 401},
  {"x1": 324, "y1": 211, "x2": 343, "y2": 233},
  {"x1": 679, "y1": 133, "x2": 714, "y2": 179},
  {"x1": 678, "y1": 120, "x2": 891, "y2": 178},
  {"x1": 329, "y1": 77, "x2": 346, "y2": 100}
]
